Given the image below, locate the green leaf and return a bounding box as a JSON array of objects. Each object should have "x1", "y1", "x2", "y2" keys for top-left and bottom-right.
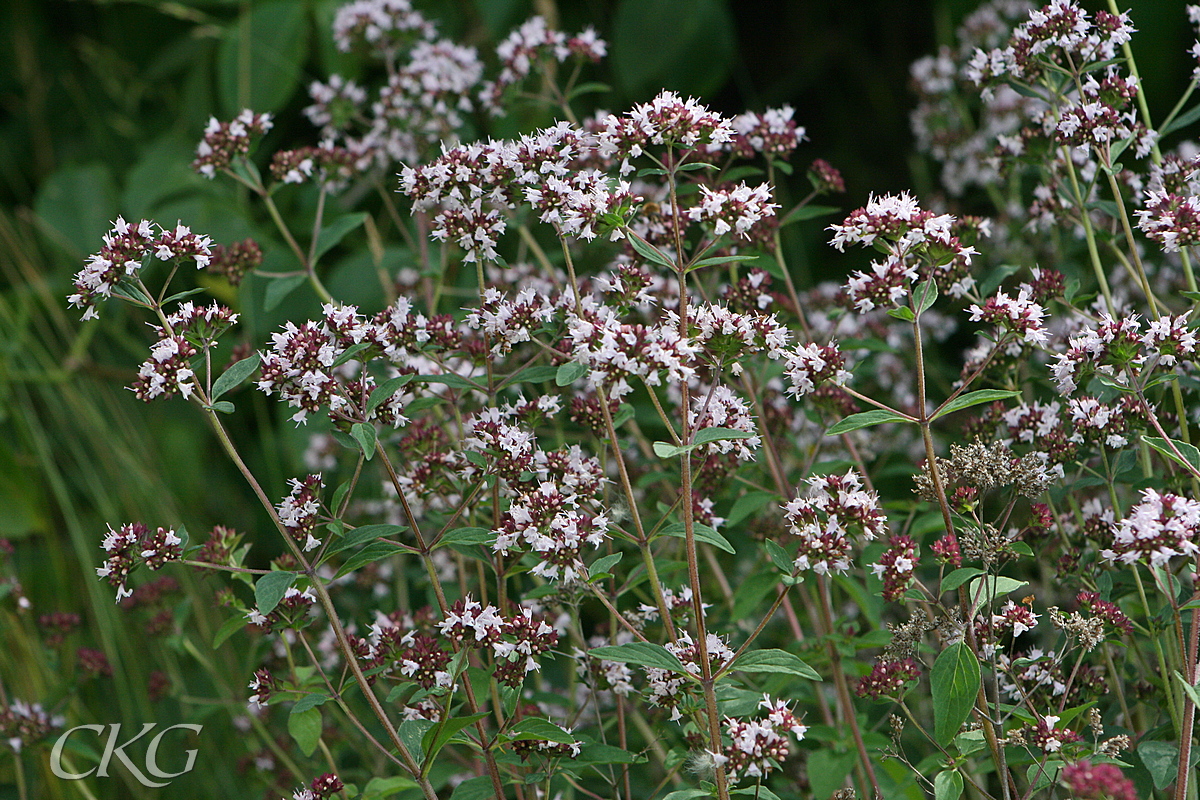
[
  {"x1": 1162, "y1": 102, "x2": 1200, "y2": 136},
  {"x1": 934, "y1": 770, "x2": 964, "y2": 800},
  {"x1": 509, "y1": 365, "x2": 560, "y2": 384},
  {"x1": 334, "y1": 541, "x2": 406, "y2": 578},
  {"x1": 255, "y1": 571, "x2": 297, "y2": 616},
  {"x1": 932, "y1": 389, "x2": 1021, "y2": 421},
  {"x1": 566, "y1": 81, "x2": 611, "y2": 100},
  {"x1": 764, "y1": 539, "x2": 794, "y2": 574},
  {"x1": 574, "y1": 742, "x2": 644, "y2": 765},
  {"x1": 111, "y1": 282, "x2": 154, "y2": 305},
  {"x1": 628, "y1": 234, "x2": 676, "y2": 269},
  {"x1": 326, "y1": 524, "x2": 407, "y2": 556},
  {"x1": 942, "y1": 568, "x2": 984, "y2": 593},
  {"x1": 914, "y1": 280, "x2": 938, "y2": 315},
  {"x1": 588, "y1": 552, "x2": 622, "y2": 578},
  {"x1": 332, "y1": 341, "x2": 372, "y2": 368},
  {"x1": 659, "y1": 522, "x2": 736, "y2": 554},
  {"x1": 362, "y1": 776, "x2": 420, "y2": 799},
  {"x1": 780, "y1": 204, "x2": 840, "y2": 227},
  {"x1": 292, "y1": 693, "x2": 328, "y2": 714},
  {"x1": 1139, "y1": 740, "x2": 1180, "y2": 791},
  {"x1": 730, "y1": 649, "x2": 821, "y2": 680},
  {"x1": 967, "y1": 575, "x2": 1028, "y2": 616},
  {"x1": 654, "y1": 427, "x2": 755, "y2": 458},
  {"x1": 398, "y1": 719, "x2": 435, "y2": 763},
  {"x1": 653, "y1": 441, "x2": 689, "y2": 458},
  {"x1": 313, "y1": 212, "x2": 368, "y2": 265},
  {"x1": 161, "y1": 287, "x2": 209, "y2": 305},
  {"x1": 209, "y1": 401, "x2": 236, "y2": 414},
  {"x1": 264, "y1": 273, "x2": 307, "y2": 310},
  {"x1": 1144, "y1": 436, "x2": 1200, "y2": 475},
  {"x1": 726, "y1": 491, "x2": 778, "y2": 527},
  {"x1": 423, "y1": 712, "x2": 487, "y2": 762},
  {"x1": 211, "y1": 354, "x2": 261, "y2": 401},
  {"x1": 212, "y1": 615, "x2": 247, "y2": 649},
  {"x1": 826, "y1": 409, "x2": 912, "y2": 435},
  {"x1": 367, "y1": 374, "x2": 414, "y2": 414},
  {"x1": 412, "y1": 373, "x2": 480, "y2": 390},
  {"x1": 436, "y1": 527, "x2": 496, "y2": 548},
  {"x1": 556, "y1": 361, "x2": 589, "y2": 386},
  {"x1": 689, "y1": 254, "x2": 761, "y2": 270},
  {"x1": 589, "y1": 641, "x2": 688, "y2": 674},
  {"x1": 888, "y1": 306, "x2": 916, "y2": 321},
  {"x1": 350, "y1": 422, "x2": 377, "y2": 461},
  {"x1": 509, "y1": 718, "x2": 577, "y2": 745},
  {"x1": 931, "y1": 642, "x2": 980, "y2": 746},
  {"x1": 449, "y1": 776, "x2": 495, "y2": 800},
  {"x1": 287, "y1": 706, "x2": 322, "y2": 757},
  {"x1": 693, "y1": 426, "x2": 756, "y2": 446}
]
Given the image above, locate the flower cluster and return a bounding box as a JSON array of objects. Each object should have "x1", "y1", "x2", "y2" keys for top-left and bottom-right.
[
  {"x1": 96, "y1": 523, "x2": 183, "y2": 602},
  {"x1": 1137, "y1": 190, "x2": 1200, "y2": 252},
  {"x1": 68, "y1": 217, "x2": 213, "y2": 320},
  {"x1": 191, "y1": 109, "x2": 273, "y2": 178},
  {"x1": 438, "y1": 598, "x2": 558, "y2": 687},
  {"x1": 715, "y1": 696, "x2": 808, "y2": 784},
  {"x1": 1102, "y1": 489, "x2": 1200, "y2": 568},
  {"x1": 968, "y1": 1, "x2": 1134, "y2": 83},
  {"x1": 686, "y1": 182, "x2": 779, "y2": 240},
  {"x1": 643, "y1": 633, "x2": 734, "y2": 721},
  {"x1": 277, "y1": 475, "x2": 324, "y2": 552},
  {"x1": 465, "y1": 286, "x2": 558, "y2": 356},
  {"x1": 1076, "y1": 591, "x2": 1132, "y2": 635},
  {"x1": 968, "y1": 287, "x2": 1049, "y2": 346},
  {"x1": 720, "y1": 106, "x2": 805, "y2": 160},
  {"x1": 258, "y1": 303, "x2": 426, "y2": 426},
  {"x1": 332, "y1": 0, "x2": 434, "y2": 57},
  {"x1": 131, "y1": 335, "x2": 198, "y2": 402},
  {"x1": 689, "y1": 386, "x2": 761, "y2": 461},
  {"x1": 991, "y1": 599, "x2": 1040, "y2": 637},
  {"x1": 492, "y1": 481, "x2": 610, "y2": 582},
  {"x1": 566, "y1": 307, "x2": 698, "y2": 399},
  {"x1": 207, "y1": 238, "x2": 262, "y2": 286},
  {"x1": 782, "y1": 470, "x2": 888, "y2": 575},
  {"x1": 481, "y1": 16, "x2": 606, "y2": 112},
  {"x1": 0, "y1": 700, "x2": 64, "y2": 753},
  {"x1": 595, "y1": 91, "x2": 735, "y2": 170},
  {"x1": 830, "y1": 192, "x2": 977, "y2": 312},
  {"x1": 783, "y1": 340, "x2": 851, "y2": 397},
  {"x1": 1052, "y1": 312, "x2": 1198, "y2": 394},
  {"x1": 307, "y1": 774, "x2": 345, "y2": 800},
  {"x1": 871, "y1": 535, "x2": 917, "y2": 602},
  {"x1": 271, "y1": 144, "x2": 357, "y2": 190},
  {"x1": 1061, "y1": 760, "x2": 1136, "y2": 800},
  {"x1": 247, "y1": 586, "x2": 317, "y2": 629},
  {"x1": 855, "y1": 657, "x2": 920, "y2": 699}
]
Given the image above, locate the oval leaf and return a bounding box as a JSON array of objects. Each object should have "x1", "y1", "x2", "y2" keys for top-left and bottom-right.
[
  {"x1": 931, "y1": 642, "x2": 980, "y2": 746},
  {"x1": 826, "y1": 409, "x2": 912, "y2": 435},
  {"x1": 255, "y1": 571, "x2": 297, "y2": 616},
  {"x1": 211, "y1": 354, "x2": 261, "y2": 401},
  {"x1": 287, "y1": 706, "x2": 322, "y2": 757},
  {"x1": 589, "y1": 641, "x2": 687, "y2": 674},
  {"x1": 730, "y1": 649, "x2": 820, "y2": 680},
  {"x1": 932, "y1": 389, "x2": 1021, "y2": 421}
]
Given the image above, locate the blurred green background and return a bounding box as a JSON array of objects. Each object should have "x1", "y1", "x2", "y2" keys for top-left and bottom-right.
[{"x1": 0, "y1": 0, "x2": 1194, "y2": 797}]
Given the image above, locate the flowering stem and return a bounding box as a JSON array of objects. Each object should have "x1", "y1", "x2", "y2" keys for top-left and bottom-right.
[
  {"x1": 816, "y1": 576, "x2": 881, "y2": 799},
  {"x1": 201, "y1": 409, "x2": 435, "y2": 798},
  {"x1": 1060, "y1": 146, "x2": 1115, "y2": 314},
  {"x1": 1175, "y1": 600, "x2": 1200, "y2": 800}
]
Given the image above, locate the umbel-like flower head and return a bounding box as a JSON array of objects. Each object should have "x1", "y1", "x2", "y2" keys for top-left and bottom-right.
[{"x1": 1102, "y1": 489, "x2": 1200, "y2": 568}]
